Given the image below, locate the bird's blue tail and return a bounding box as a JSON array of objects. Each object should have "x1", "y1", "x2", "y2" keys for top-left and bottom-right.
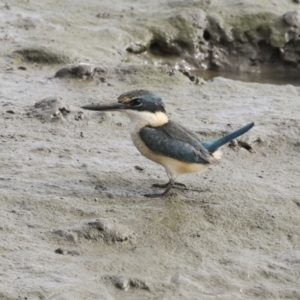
[{"x1": 202, "y1": 122, "x2": 254, "y2": 153}]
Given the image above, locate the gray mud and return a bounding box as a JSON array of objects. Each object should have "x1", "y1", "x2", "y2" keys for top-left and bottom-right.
[{"x1": 1, "y1": 1, "x2": 300, "y2": 299}]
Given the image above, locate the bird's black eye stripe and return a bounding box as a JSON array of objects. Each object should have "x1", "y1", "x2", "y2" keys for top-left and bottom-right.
[{"x1": 130, "y1": 98, "x2": 142, "y2": 107}]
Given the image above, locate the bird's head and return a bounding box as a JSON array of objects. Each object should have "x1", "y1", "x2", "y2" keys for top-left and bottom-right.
[{"x1": 81, "y1": 89, "x2": 168, "y2": 126}]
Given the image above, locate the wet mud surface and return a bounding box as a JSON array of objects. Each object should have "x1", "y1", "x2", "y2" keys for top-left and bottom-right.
[{"x1": 1, "y1": 1, "x2": 300, "y2": 299}]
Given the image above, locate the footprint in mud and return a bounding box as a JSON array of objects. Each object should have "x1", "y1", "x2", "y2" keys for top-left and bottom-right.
[{"x1": 53, "y1": 218, "x2": 136, "y2": 245}]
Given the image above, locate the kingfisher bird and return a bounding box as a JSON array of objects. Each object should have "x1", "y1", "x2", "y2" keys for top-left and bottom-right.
[{"x1": 82, "y1": 90, "x2": 254, "y2": 198}]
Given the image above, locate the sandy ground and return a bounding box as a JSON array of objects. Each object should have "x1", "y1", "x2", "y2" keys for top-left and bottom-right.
[{"x1": 1, "y1": 1, "x2": 300, "y2": 299}]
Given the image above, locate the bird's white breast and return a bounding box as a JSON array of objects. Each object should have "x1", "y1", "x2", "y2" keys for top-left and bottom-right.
[
  {"x1": 126, "y1": 110, "x2": 169, "y2": 131},
  {"x1": 126, "y1": 110, "x2": 169, "y2": 165}
]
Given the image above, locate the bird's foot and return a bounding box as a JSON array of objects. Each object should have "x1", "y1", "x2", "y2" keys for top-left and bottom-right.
[
  {"x1": 152, "y1": 182, "x2": 186, "y2": 189},
  {"x1": 174, "y1": 182, "x2": 187, "y2": 189},
  {"x1": 144, "y1": 192, "x2": 167, "y2": 198},
  {"x1": 145, "y1": 180, "x2": 175, "y2": 198},
  {"x1": 152, "y1": 182, "x2": 169, "y2": 189}
]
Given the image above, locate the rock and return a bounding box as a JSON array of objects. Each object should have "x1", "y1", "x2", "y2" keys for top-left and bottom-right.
[
  {"x1": 107, "y1": 276, "x2": 150, "y2": 292},
  {"x1": 283, "y1": 10, "x2": 300, "y2": 27},
  {"x1": 27, "y1": 97, "x2": 84, "y2": 122},
  {"x1": 28, "y1": 97, "x2": 69, "y2": 121},
  {"x1": 53, "y1": 229, "x2": 78, "y2": 243},
  {"x1": 126, "y1": 42, "x2": 147, "y2": 54},
  {"x1": 178, "y1": 68, "x2": 205, "y2": 84},
  {"x1": 54, "y1": 63, "x2": 98, "y2": 79},
  {"x1": 147, "y1": 10, "x2": 206, "y2": 61},
  {"x1": 126, "y1": 7, "x2": 300, "y2": 71},
  {"x1": 54, "y1": 247, "x2": 79, "y2": 256},
  {"x1": 6, "y1": 110, "x2": 15, "y2": 114}
]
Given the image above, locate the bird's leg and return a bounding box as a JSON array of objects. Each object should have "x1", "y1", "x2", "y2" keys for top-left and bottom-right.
[
  {"x1": 152, "y1": 182, "x2": 187, "y2": 189},
  {"x1": 144, "y1": 179, "x2": 175, "y2": 198}
]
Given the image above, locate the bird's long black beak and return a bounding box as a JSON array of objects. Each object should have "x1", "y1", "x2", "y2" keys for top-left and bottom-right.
[{"x1": 81, "y1": 102, "x2": 126, "y2": 111}]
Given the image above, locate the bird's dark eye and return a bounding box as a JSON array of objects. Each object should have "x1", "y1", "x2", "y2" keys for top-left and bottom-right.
[{"x1": 130, "y1": 98, "x2": 142, "y2": 107}]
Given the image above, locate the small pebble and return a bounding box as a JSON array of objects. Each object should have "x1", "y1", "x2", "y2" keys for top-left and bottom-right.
[
  {"x1": 135, "y1": 165, "x2": 144, "y2": 171},
  {"x1": 18, "y1": 66, "x2": 27, "y2": 70}
]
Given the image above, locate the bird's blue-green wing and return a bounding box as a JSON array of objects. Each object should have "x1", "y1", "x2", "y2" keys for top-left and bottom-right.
[{"x1": 139, "y1": 121, "x2": 215, "y2": 164}]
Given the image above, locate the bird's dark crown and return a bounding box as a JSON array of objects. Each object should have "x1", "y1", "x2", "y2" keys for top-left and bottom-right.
[{"x1": 118, "y1": 89, "x2": 166, "y2": 113}]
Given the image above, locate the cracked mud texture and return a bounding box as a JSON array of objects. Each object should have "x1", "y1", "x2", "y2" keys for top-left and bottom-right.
[{"x1": 1, "y1": 1, "x2": 300, "y2": 299}]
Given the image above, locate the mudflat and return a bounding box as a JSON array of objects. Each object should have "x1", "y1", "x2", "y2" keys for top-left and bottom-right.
[{"x1": 1, "y1": 1, "x2": 300, "y2": 299}]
